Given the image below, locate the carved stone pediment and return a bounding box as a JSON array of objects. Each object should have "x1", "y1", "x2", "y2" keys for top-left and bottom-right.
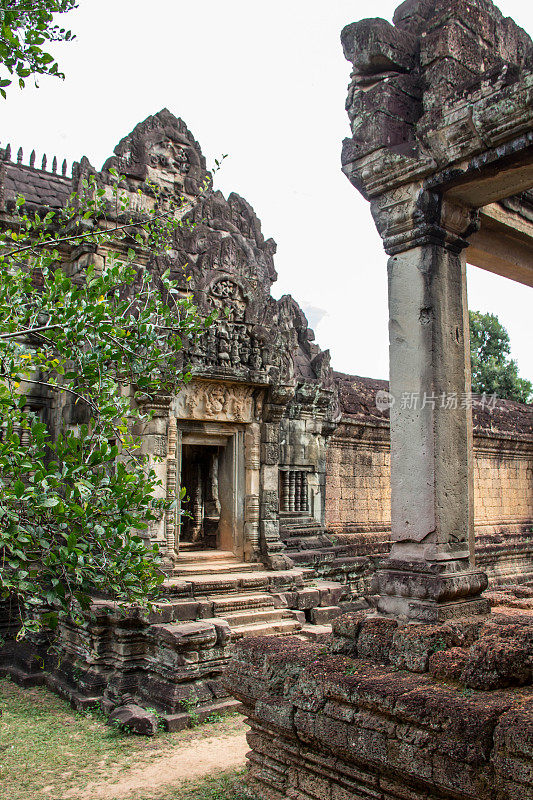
[{"x1": 174, "y1": 380, "x2": 255, "y2": 422}]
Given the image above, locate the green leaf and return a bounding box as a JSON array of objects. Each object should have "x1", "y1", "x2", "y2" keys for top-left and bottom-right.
[{"x1": 42, "y1": 497, "x2": 60, "y2": 508}]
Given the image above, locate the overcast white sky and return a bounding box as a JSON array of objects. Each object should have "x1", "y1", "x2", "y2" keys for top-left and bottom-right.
[{"x1": 1, "y1": 0, "x2": 532, "y2": 381}]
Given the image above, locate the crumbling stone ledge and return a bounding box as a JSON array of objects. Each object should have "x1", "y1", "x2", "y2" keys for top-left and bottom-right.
[{"x1": 225, "y1": 615, "x2": 533, "y2": 800}]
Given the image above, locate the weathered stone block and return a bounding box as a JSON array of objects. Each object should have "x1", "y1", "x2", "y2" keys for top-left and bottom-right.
[
  {"x1": 356, "y1": 617, "x2": 398, "y2": 662},
  {"x1": 461, "y1": 634, "x2": 532, "y2": 690},
  {"x1": 108, "y1": 704, "x2": 158, "y2": 736},
  {"x1": 389, "y1": 623, "x2": 459, "y2": 672},
  {"x1": 296, "y1": 589, "x2": 320, "y2": 610},
  {"x1": 171, "y1": 601, "x2": 201, "y2": 621},
  {"x1": 341, "y1": 18, "x2": 416, "y2": 73},
  {"x1": 428, "y1": 646, "x2": 469, "y2": 681},
  {"x1": 309, "y1": 606, "x2": 342, "y2": 625}
]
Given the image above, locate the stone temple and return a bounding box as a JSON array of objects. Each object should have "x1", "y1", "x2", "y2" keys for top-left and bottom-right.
[{"x1": 0, "y1": 17, "x2": 532, "y2": 745}]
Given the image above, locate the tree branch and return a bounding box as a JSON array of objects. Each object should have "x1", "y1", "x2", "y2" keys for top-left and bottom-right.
[
  {"x1": 0, "y1": 323, "x2": 61, "y2": 340},
  {"x1": 8, "y1": 377, "x2": 99, "y2": 414},
  {"x1": 1, "y1": 194, "x2": 201, "y2": 259}
]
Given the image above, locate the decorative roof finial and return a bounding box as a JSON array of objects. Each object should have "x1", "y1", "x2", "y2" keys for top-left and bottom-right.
[
  {"x1": 17, "y1": 147, "x2": 23, "y2": 164},
  {"x1": 62, "y1": 159, "x2": 67, "y2": 176},
  {"x1": 30, "y1": 150, "x2": 36, "y2": 168},
  {"x1": 52, "y1": 156, "x2": 57, "y2": 174},
  {"x1": 41, "y1": 154, "x2": 47, "y2": 171}
]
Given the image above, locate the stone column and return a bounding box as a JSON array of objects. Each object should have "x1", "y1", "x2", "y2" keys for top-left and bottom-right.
[
  {"x1": 372, "y1": 190, "x2": 489, "y2": 622},
  {"x1": 134, "y1": 394, "x2": 176, "y2": 570},
  {"x1": 259, "y1": 385, "x2": 295, "y2": 570},
  {"x1": 244, "y1": 422, "x2": 261, "y2": 561},
  {"x1": 165, "y1": 419, "x2": 180, "y2": 557}
]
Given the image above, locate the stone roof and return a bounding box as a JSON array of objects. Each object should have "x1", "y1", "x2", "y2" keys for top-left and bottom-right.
[
  {"x1": 333, "y1": 371, "x2": 390, "y2": 423},
  {"x1": 471, "y1": 393, "x2": 533, "y2": 438},
  {"x1": 0, "y1": 161, "x2": 71, "y2": 210},
  {"x1": 334, "y1": 370, "x2": 533, "y2": 437}
]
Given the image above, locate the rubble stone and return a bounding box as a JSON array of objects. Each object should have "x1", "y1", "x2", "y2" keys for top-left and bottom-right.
[{"x1": 108, "y1": 704, "x2": 158, "y2": 736}]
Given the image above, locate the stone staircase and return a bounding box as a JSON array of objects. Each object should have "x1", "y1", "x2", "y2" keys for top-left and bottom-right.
[
  {"x1": 0, "y1": 547, "x2": 359, "y2": 732},
  {"x1": 279, "y1": 514, "x2": 377, "y2": 581},
  {"x1": 162, "y1": 549, "x2": 305, "y2": 639},
  {"x1": 161, "y1": 548, "x2": 358, "y2": 642}
]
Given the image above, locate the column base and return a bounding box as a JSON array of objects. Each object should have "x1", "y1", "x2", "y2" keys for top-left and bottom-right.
[{"x1": 374, "y1": 560, "x2": 489, "y2": 623}]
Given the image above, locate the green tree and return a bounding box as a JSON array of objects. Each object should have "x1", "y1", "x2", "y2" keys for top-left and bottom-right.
[
  {"x1": 0, "y1": 172, "x2": 214, "y2": 635},
  {"x1": 469, "y1": 310, "x2": 532, "y2": 404},
  {"x1": 0, "y1": 0, "x2": 77, "y2": 97}
]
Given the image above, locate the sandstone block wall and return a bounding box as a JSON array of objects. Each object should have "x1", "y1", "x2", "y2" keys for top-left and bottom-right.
[
  {"x1": 226, "y1": 614, "x2": 533, "y2": 800},
  {"x1": 325, "y1": 420, "x2": 391, "y2": 536},
  {"x1": 326, "y1": 422, "x2": 533, "y2": 536},
  {"x1": 474, "y1": 433, "x2": 533, "y2": 531}
]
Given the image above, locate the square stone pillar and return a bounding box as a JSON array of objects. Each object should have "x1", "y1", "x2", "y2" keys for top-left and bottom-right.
[{"x1": 372, "y1": 192, "x2": 489, "y2": 622}]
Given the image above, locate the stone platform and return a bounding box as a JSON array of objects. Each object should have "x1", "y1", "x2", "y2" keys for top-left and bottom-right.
[{"x1": 225, "y1": 610, "x2": 533, "y2": 800}]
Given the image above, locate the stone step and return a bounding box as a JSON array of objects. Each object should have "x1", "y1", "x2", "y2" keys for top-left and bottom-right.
[
  {"x1": 222, "y1": 608, "x2": 290, "y2": 627},
  {"x1": 319, "y1": 556, "x2": 370, "y2": 572},
  {"x1": 186, "y1": 574, "x2": 269, "y2": 594},
  {"x1": 279, "y1": 515, "x2": 320, "y2": 526},
  {"x1": 164, "y1": 569, "x2": 308, "y2": 597},
  {"x1": 212, "y1": 592, "x2": 275, "y2": 614},
  {"x1": 283, "y1": 536, "x2": 334, "y2": 550},
  {"x1": 299, "y1": 623, "x2": 332, "y2": 641},
  {"x1": 231, "y1": 618, "x2": 302, "y2": 640},
  {"x1": 176, "y1": 549, "x2": 239, "y2": 564},
  {"x1": 280, "y1": 524, "x2": 324, "y2": 537},
  {"x1": 174, "y1": 561, "x2": 265, "y2": 576},
  {"x1": 289, "y1": 549, "x2": 339, "y2": 565}
]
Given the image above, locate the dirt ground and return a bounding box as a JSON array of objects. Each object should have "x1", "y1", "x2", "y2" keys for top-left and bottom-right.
[
  {"x1": 0, "y1": 679, "x2": 253, "y2": 800},
  {"x1": 64, "y1": 725, "x2": 250, "y2": 800}
]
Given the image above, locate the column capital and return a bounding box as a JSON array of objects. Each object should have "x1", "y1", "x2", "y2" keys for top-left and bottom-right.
[{"x1": 370, "y1": 184, "x2": 480, "y2": 256}]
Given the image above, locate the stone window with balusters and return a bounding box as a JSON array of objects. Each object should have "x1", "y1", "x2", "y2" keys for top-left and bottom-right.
[{"x1": 279, "y1": 468, "x2": 310, "y2": 513}]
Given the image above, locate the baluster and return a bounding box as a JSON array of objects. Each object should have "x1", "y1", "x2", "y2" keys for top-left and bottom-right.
[
  {"x1": 20, "y1": 407, "x2": 31, "y2": 446},
  {"x1": 281, "y1": 470, "x2": 290, "y2": 512},
  {"x1": 302, "y1": 472, "x2": 309, "y2": 512},
  {"x1": 288, "y1": 470, "x2": 296, "y2": 512}
]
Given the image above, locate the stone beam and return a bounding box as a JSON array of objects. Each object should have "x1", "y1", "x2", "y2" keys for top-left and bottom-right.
[
  {"x1": 468, "y1": 202, "x2": 533, "y2": 286},
  {"x1": 443, "y1": 154, "x2": 533, "y2": 208}
]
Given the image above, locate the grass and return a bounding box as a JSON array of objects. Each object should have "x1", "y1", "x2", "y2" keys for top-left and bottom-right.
[
  {"x1": 0, "y1": 677, "x2": 256, "y2": 800},
  {"x1": 154, "y1": 770, "x2": 257, "y2": 800}
]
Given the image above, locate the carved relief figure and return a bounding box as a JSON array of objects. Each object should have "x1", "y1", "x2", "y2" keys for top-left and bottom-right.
[
  {"x1": 174, "y1": 380, "x2": 255, "y2": 423},
  {"x1": 204, "y1": 384, "x2": 226, "y2": 416},
  {"x1": 210, "y1": 279, "x2": 246, "y2": 321}
]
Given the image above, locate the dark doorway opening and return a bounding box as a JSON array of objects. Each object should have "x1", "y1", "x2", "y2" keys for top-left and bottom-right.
[{"x1": 181, "y1": 444, "x2": 222, "y2": 550}]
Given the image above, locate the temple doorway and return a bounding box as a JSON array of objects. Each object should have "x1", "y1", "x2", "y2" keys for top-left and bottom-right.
[
  {"x1": 178, "y1": 428, "x2": 245, "y2": 556},
  {"x1": 181, "y1": 444, "x2": 221, "y2": 549}
]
